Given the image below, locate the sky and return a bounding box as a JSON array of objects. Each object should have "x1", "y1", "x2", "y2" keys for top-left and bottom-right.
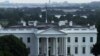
[{"x1": 0, "y1": 0, "x2": 100, "y2": 3}]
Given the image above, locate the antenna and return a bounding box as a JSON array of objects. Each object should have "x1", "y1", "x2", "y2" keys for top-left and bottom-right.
[
  {"x1": 45, "y1": 0, "x2": 51, "y2": 23},
  {"x1": 45, "y1": 3, "x2": 48, "y2": 23}
]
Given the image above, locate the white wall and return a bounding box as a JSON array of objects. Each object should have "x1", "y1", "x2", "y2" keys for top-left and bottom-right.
[
  {"x1": 66, "y1": 33, "x2": 97, "y2": 56},
  {"x1": 0, "y1": 33, "x2": 37, "y2": 56},
  {"x1": 0, "y1": 27, "x2": 97, "y2": 56}
]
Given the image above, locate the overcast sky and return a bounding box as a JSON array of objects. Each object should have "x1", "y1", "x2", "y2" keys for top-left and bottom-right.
[{"x1": 0, "y1": 0, "x2": 100, "y2": 3}]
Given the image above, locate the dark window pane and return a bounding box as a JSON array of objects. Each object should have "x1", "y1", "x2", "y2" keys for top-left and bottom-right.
[
  {"x1": 90, "y1": 37, "x2": 93, "y2": 42},
  {"x1": 28, "y1": 47, "x2": 30, "y2": 54},
  {"x1": 67, "y1": 47, "x2": 70, "y2": 54},
  {"x1": 27, "y1": 37, "x2": 30, "y2": 43},
  {"x1": 20, "y1": 37, "x2": 23, "y2": 41},
  {"x1": 83, "y1": 37, "x2": 85, "y2": 42},
  {"x1": 75, "y1": 37, "x2": 78, "y2": 42},
  {"x1": 75, "y1": 47, "x2": 78, "y2": 54},
  {"x1": 82, "y1": 47, "x2": 85, "y2": 54},
  {"x1": 68, "y1": 37, "x2": 70, "y2": 42}
]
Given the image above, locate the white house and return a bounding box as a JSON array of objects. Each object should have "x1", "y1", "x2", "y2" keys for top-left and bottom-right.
[{"x1": 0, "y1": 25, "x2": 97, "y2": 56}]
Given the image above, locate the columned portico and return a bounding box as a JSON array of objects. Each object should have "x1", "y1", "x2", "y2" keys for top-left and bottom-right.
[
  {"x1": 37, "y1": 37, "x2": 67, "y2": 56},
  {"x1": 37, "y1": 28, "x2": 67, "y2": 56}
]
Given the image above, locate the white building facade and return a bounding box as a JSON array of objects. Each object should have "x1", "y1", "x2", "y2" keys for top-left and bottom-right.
[{"x1": 0, "y1": 26, "x2": 97, "y2": 56}]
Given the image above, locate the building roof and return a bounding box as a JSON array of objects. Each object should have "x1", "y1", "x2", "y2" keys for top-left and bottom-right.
[{"x1": 37, "y1": 28, "x2": 67, "y2": 35}]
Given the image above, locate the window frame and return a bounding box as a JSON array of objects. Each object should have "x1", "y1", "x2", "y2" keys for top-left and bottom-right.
[
  {"x1": 82, "y1": 47, "x2": 85, "y2": 54},
  {"x1": 27, "y1": 37, "x2": 31, "y2": 43},
  {"x1": 67, "y1": 37, "x2": 70, "y2": 43},
  {"x1": 75, "y1": 47, "x2": 78, "y2": 54},
  {"x1": 90, "y1": 37, "x2": 93, "y2": 42},
  {"x1": 82, "y1": 37, "x2": 85, "y2": 42},
  {"x1": 75, "y1": 37, "x2": 78, "y2": 42},
  {"x1": 67, "y1": 47, "x2": 71, "y2": 55}
]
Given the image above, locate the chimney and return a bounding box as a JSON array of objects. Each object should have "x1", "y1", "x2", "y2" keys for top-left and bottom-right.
[
  {"x1": 21, "y1": 19, "x2": 26, "y2": 26},
  {"x1": 23, "y1": 22, "x2": 26, "y2": 26},
  {"x1": 58, "y1": 21, "x2": 66, "y2": 26},
  {"x1": 90, "y1": 25, "x2": 96, "y2": 29},
  {"x1": 65, "y1": 20, "x2": 68, "y2": 23},
  {"x1": 34, "y1": 21, "x2": 38, "y2": 26},
  {"x1": 51, "y1": 20, "x2": 54, "y2": 23},
  {"x1": 69, "y1": 21, "x2": 73, "y2": 26},
  {"x1": 87, "y1": 23, "x2": 90, "y2": 26},
  {"x1": 39, "y1": 15, "x2": 42, "y2": 18}
]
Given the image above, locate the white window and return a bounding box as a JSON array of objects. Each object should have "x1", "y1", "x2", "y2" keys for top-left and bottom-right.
[
  {"x1": 90, "y1": 37, "x2": 93, "y2": 42},
  {"x1": 75, "y1": 47, "x2": 78, "y2": 54},
  {"x1": 67, "y1": 47, "x2": 70, "y2": 54},
  {"x1": 75, "y1": 37, "x2": 78, "y2": 42},
  {"x1": 82, "y1": 37, "x2": 85, "y2": 42},
  {"x1": 82, "y1": 47, "x2": 85, "y2": 54},
  {"x1": 27, "y1": 37, "x2": 30, "y2": 43},
  {"x1": 67, "y1": 37, "x2": 70, "y2": 42}
]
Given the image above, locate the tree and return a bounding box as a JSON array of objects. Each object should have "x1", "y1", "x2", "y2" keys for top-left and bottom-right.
[
  {"x1": 0, "y1": 35, "x2": 28, "y2": 56},
  {"x1": 65, "y1": 13, "x2": 73, "y2": 21},
  {"x1": 92, "y1": 43, "x2": 100, "y2": 56},
  {"x1": 92, "y1": 22, "x2": 100, "y2": 56}
]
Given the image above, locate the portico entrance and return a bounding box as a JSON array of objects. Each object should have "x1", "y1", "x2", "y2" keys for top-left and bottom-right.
[
  {"x1": 37, "y1": 28, "x2": 67, "y2": 56},
  {"x1": 38, "y1": 37, "x2": 67, "y2": 56}
]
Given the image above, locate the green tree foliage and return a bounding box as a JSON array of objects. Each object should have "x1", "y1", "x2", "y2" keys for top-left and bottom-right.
[
  {"x1": 92, "y1": 18, "x2": 100, "y2": 56},
  {"x1": 0, "y1": 35, "x2": 28, "y2": 56},
  {"x1": 0, "y1": 8, "x2": 100, "y2": 26},
  {"x1": 65, "y1": 13, "x2": 73, "y2": 21},
  {"x1": 73, "y1": 15, "x2": 88, "y2": 25},
  {"x1": 0, "y1": 8, "x2": 41, "y2": 26},
  {"x1": 92, "y1": 43, "x2": 100, "y2": 56},
  {"x1": 96, "y1": 22, "x2": 100, "y2": 43}
]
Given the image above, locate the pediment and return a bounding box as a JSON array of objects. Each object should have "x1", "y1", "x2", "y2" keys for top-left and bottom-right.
[{"x1": 38, "y1": 28, "x2": 66, "y2": 35}]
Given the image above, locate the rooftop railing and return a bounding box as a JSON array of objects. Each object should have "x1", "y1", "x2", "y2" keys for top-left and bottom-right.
[{"x1": 64, "y1": 28, "x2": 96, "y2": 31}]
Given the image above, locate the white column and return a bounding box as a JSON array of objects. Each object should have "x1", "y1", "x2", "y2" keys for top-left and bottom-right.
[
  {"x1": 42, "y1": 38, "x2": 45, "y2": 55},
  {"x1": 62, "y1": 38, "x2": 64, "y2": 55},
  {"x1": 61, "y1": 38, "x2": 62, "y2": 55},
  {"x1": 51, "y1": 38, "x2": 53, "y2": 55},
  {"x1": 60, "y1": 38, "x2": 63, "y2": 55},
  {"x1": 59, "y1": 38, "x2": 61, "y2": 55},
  {"x1": 64, "y1": 37, "x2": 67, "y2": 56},
  {"x1": 53, "y1": 38, "x2": 55, "y2": 55},
  {"x1": 55, "y1": 38, "x2": 58, "y2": 56},
  {"x1": 46, "y1": 38, "x2": 49, "y2": 56},
  {"x1": 37, "y1": 38, "x2": 39, "y2": 56}
]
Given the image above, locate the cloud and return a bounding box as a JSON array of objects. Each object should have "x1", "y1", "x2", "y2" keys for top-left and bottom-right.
[
  {"x1": 10, "y1": 0, "x2": 48, "y2": 3},
  {"x1": 1, "y1": 0, "x2": 100, "y2": 3}
]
